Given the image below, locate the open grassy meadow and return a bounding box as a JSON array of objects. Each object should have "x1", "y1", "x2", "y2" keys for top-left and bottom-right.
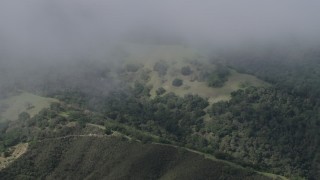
[
  {"x1": 119, "y1": 44, "x2": 269, "y2": 104},
  {"x1": 0, "y1": 92, "x2": 58, "y2": 122}
]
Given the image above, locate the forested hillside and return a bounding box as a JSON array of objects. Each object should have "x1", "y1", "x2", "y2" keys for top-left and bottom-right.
[
  {"x1": 212, "y1": 45, "x2": 320, "y2": 178},
  {"x1": 0, "y1": 136, "x2": 271, "y2": 180},
  {"x1": 0, "y1": 44, "x2": 320, "y2": 179},
  {"x1": 1, "y1": 1, "x2": 320, "y2": 179}
]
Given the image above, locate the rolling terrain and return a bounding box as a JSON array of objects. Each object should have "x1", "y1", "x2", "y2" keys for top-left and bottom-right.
[
  {"x1": 0, "y1": 44, "x2": 319, "y2": 179},
  {"x1": 1, "y1": 1, "x2": 320, "y2": 179},
  {"x1": 0, "y1": 90, "x2": 285, "y2": 180},
  {"x1": 0, "y1": 136, "x2": 274, "y2": 180},
  {"x1": 119, "y1": 44, "x2": 268, "y2": 103}
]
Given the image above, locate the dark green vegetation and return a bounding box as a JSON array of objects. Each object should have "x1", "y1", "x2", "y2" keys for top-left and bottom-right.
[
  {"x1": 0, "y1": 102, "x2": 89, "y2": 153},
  {"x1": 208, "y1": 87, "x2": 320, "y2": 177},
  {"x1": 172, "y1": 78, "x2": 183, "y2": 87},
  {"x1": 0, "y1": 136, "x2": 270, "y2": 180},
  {"x1": 71, "y1": 90, "x2": 209, "y2": 143},
  {"x1": 206, "y1": 64, "x2": 230, "y2": 87},
  {"x1": 220, "y1": 45, "x2": 320, "y2": 99},
  {"x1": 0, "y1": 100, "x2": 271, "y2": 179},
  {"x1": 210, "y1": 45, "x2": 320, "y2": 179},
  {"x1": 156, "y1": 87, "x2": 166, "y2": 96},
  {"x1": 1, "y1": 44, "x2": 320, "y2": 179}
]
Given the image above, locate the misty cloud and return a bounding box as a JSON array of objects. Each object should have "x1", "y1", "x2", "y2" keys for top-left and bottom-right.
[{"x1": 0, "y1": 0, "x2": 320, "y2": 64}]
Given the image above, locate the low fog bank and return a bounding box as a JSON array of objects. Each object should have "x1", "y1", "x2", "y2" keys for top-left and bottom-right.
[
  {"x1": 1, "y1": 0, "x2": 320, "y2": 97},
  {"x1": 1, "y1": 0, "x2": 320, "y2": 62}
]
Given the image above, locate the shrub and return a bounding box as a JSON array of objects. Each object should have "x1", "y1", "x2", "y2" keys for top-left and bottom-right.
[
  {"x1": 206, "y1": 64, "x2": 230, "y2": 87},
  {"x1": 156, "y1": 87, "x2": 166, "y2": 95},
  {"x1": 207, "y1": 74, "x2": 225, "y2": 87},
  {"x1": 181, "y1": 66, "x2": 192, "y2": 76},
  {"x1": 172, "y1": 79, "x2": 183, "y2": 87},
  {"x1": 214, "y1": 152, "x2": 235, "y2": 161},
  {"x1": 105, "y1": 127, "x2": 112, "y2": 135}
]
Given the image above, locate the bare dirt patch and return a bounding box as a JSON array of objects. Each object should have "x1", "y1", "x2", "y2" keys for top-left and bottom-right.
[{"x1": 0, "y1": 143, "x2": 28, "y2": 170}]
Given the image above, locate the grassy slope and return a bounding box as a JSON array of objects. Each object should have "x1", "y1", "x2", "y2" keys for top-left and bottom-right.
[
  {"x1": 0, "y1": 136, "x2": 272, "y2": 180},
  {"x1": 151, "y1": 69, "x2": 269, "y2": 104},
  {"x1": 0, "y1": 92, "x2": 58, "y2": 122},
  {"x1": 122, "y1": 44, "x2": 269, "y2": 104}
]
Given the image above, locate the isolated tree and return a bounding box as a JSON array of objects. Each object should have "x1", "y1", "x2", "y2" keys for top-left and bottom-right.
[
  {"x1": 207, "y1": 74, "x2": 224, "y2": 87},
  {"x1": 172, "y1": 78, "x2": 183, "y2": 87},
  {"x1": 105, "y1": 126, "x2": 113, "y2": 135},
  {"x1": 156, "y1": 87, "x2": 166, "y2": 95}
]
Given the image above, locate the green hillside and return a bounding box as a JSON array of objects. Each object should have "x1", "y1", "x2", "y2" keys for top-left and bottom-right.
[
  {"x1": 118, "y1": 44, "x2": 268, "y2": 103},
  {"x1": 1, "y1": 43, "x2": 319, "y2": 179},
  {"x1": 0, "y1": 136, "x2": 272, "y2": 180}
]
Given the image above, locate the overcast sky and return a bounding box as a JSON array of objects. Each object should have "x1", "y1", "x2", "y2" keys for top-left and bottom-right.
[{"x1": 0, "y1": 0, "x2": 320, "y2": 63}]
